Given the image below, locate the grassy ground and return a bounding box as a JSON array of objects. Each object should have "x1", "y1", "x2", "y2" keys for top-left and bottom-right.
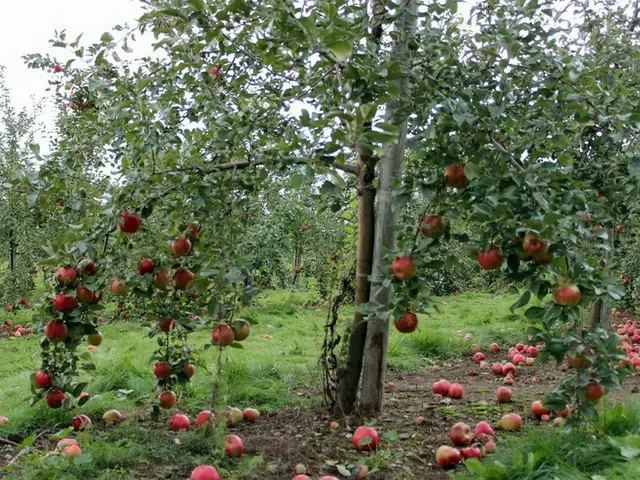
[{"x1": 1, "y1": 290, "x2": 640, "y2": 479}]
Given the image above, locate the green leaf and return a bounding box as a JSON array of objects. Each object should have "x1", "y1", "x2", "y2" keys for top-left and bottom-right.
[
  {"x1": 100, "y1": 32, "x2": 114, "y2": 43},
  {"x1": 628, "y1": 158, "x2": 640, "y2": 175},
  {"x1": 511, "y1": 291, "x2": 531, "y2": 312},
  {"x1": 325, "y1": 40, "x2": 352, "y2": 62},
  {"x1": 383, "y1": 430, "x2": 399, "y2": 441},
  {"x1": 187, "y1": 0, "x2": 207, "y2": 11}
]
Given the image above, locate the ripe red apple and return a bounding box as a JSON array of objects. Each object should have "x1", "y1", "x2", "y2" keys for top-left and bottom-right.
[
  {"x1": 526, "y1": 346, "x2": 538, "y2": 357},
  {"x1": 63, "y1": 444, "x2": 82, "y2": 456},
  {"x1": 477, "y1": 246, "x2": 504, "y2": 270},
  {"x1": 44, "y1": 321, "x2": 68, "y2": 342},
  {"x1": 515, "y1": 343, "x2": 525, "y2": 351},
  {"x1": 72, "y1": 414, "x2": 92, "y2": 431},
  {"x1": 158, "y1": 391, "x2": 177, "y2": 409},
  {"x1": 496, "y1": 386, "x2": 513, "y2": 403},
  {"x1": 4, "y1": 304, "x2": 12, "y2": 312},
  {"x1": 491, "y1": 364, "x2": 503, "y2": 375},
  {"x1": 183, "y1": 364, "x2": 196, "y2": 378},
  {"x1": 472, "y1": 352, "x2": 485, "y2": 362},
  {"x1": 391, "y1": 255, "x2": 416, "y2": 281},
  {"x1": 557, "y1": 405, "x2": 570, "y2": 417},
  {"x1": 474, "y1": 421, "x2": 494, "y2": 438},
  {"x1": 76, "y1": 286, "x2": 97, "y2": 304},
  {"x1": 87, "y1": 332, "x2": 103, "y2": 346},
  {"x1": 159, "y1": 317, "x2": 177, "y2": 332},
  {"x1": 173, "y1": 267, "x2": 195, "y2": 290},
  {"x1": 110, "y1": 279, "x2": 130, "y2": 296},
  {"x1": 118, "y1": 212, "x2": 141, "y2": 233},
  {"x1": 208, "y1": 66, "x2": 221, "y2": 77},
  {"x1": 470, "y1": 343, "x2": 480, "y2": 352},
  {"x1": 432, "y1": 379, "x2": 450, "y2": 395},
  {"x1": 103, "y1": 409, "x2": 124, "y2": 425},
  {"x1": 292, "y1": 476, "x2": 311, "y2": 480},
  {"x1": 153, "y1": 270, "x2": 171, "y2": 288},
  {"x1": 420, "y1": 215, "x2": 447, "y2": 238},
  {"x1": 352, "y1": 426, "x2": 380, "y2": 451},
  {"x1": 78, "y1": 259, "x2": 97, "y2": 275},
  {"x1": 394, "y1": 312, "x2": 418, "y2": 333},
  {"x1": 195, "y1": 410, "x2": 215, "y2": 432},
  {"x1": 566, "y1": 353, "x2": 591, "y2": 369},
  {"x1": 502, "y1": 362, "x2": 516, "y2": 376},
  {"x1": 0, "y1": 417, "x2": 8, "y2": 425},
  {"x1": 540, "y1": 414, "x2": 550, "y2": 422},
  {"x1": 190, "y1": 465, "x2": 221, "y2": 480},
  {"x1": 243, "y1": 408, "x2": 260, "y2": 421},
  {"x1": 496, "y1": 413, "x2": 522, "y2": 431},
  {"x1": 585, "y1": 382, "x2": 605, "y2": 403},
  {"x1": 436, "y1": 445, "x2": 462, "y2": 469},
  {"x1": 154, "y1": 362, "x2": 172, "y2": 379},
  {"x1": 448, "y1": 383, "x2": 464, "y2": 399},
  {"x1": 56, "y1": 266, "x2": 78, "y2": 285},
  {"x1": 171, "y1": 237, "x2": 192, "y2": 257},
  {"x1": 212, "y1": 324, "x2": 235, "y2": 346},
  {"x1": 52, "y1": 293, "x2": 78, "y2": 312},
  {"x1": 45, "y1": 388, "x2": 67, "y2": 408},
  {"x1": 616, "y1": 224, "x2": 623, "y2": 235},
  {"x1": 138, "y1": 258, "x2": 155, "y2": 275},
  {"x1": 415, "y1": 416, "x2": 425, "y2": 425},
  {"x1": 554, "y1": 285, "x2": 581, "y2": 306},
  {"x1": 169, "y1": 414, "x2": 190, "y2": 431},
  {"x1": 487, "y1": 343, "x2": 499, "y2": 354},
  {"x1": 449, "y1": 422, "x2": 473, "y2": 446},
  {"x1": 523, "y1": 234, "x2": 548, "y2": 256},
  {"x1": 56, "y1": 438, "x2": 77, "y2": 450},
  {"x1": 186, "y1": 222, "x2": 200, "y2": 238},
  {"x1": 54, "y1": 64, "x2": 64, "y2": 73},
  {"x1": 35, "y1": 370, "x2": 53, "y2": 389},
  {"x1": 225, "y1": 434, "x2": 244, "y2": 457},
  {"x1": 512, "y1": 354, "x2": 525, "y2": 365},
  {"x1": 460, "y1": 445, "x2": 483, "y2": 460},
  {"x1": 444, "y1": 164, "x2": 468, "y2": 188},
  {"x1": 232, "y1": 320, "x2": 251, "y2": 341},
  {"x1": 531, "y1": 400, "x2": 551, "y2": 418}
]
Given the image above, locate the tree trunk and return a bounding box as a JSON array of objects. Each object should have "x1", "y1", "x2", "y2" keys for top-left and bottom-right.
[
  {"x1": 335, "y1": 150, "x2": 376, "y2": 414},
  {"x1": 9, "y1": 229, "x2": 15, "y2": 275},
  {"x1": 360, "y1": 0, "x2": 416, "y2": 413}
]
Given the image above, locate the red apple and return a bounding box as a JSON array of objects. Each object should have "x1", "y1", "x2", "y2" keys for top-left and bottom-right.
[
  {"x1": 391, "y1": 255, "x2": 416, "y2": 281},
  {"x1": 190, "y1": 465, "x2": 221, "y2": 480},
  {"x1": 72, "y1": 414, "x2": 92, "y2": 431},
  {"x1": 158, "y1": 391, "x2": 177, "y2": 409},
  {"x1": 531, "y1": 400, "x2": 551, "y2": 418},
  {"x1": 118, "y1": 212, "x2": 141, "y2": 233},
  {"x1": 159, "y1": 317, "x2": 177, "y2": 332},
  {"x1": 54, "y1": 64, "x2": 64, "y2": 73},
  {"x1": 195, "y1": 410, "x2": 215, "y2": 432},
  {"x1": 138, "y1": 258, "x2": 155, "y2": 275},
  {"x1": 444, "y1": 164, "x2": 468, "y2": 188},
  {"x1": 394, "y1": 312, "x2": 418, "y2": 333},
  {"x1": 472, "y1": 352, "x2": 485, "y2": 362},
  {"x1": 485, "y1": 440, "x2": 496, "y2": 453},
  {"x1": 541, "y1": 414, "x2": 550, "y2": 422},
  {"x1": 183, "y1": 364, "x2": 196, "y2": 378},
  {"x1": 496, "y1": 413, "x2": 522, "y2": 431},
  {"x1": 474, "y1": 421, "x2": 494, "y2": 438},
  {"x1": 45, "y1": 388, "x2": 67, "y2": 408},
  {"x1": 78, "y1": 259, "x2": 97, "y2": 275},
  {"x1": 169, "y1": 414, "x2": 190, "y2": 431},
  {"x1": 225, "y1": 434, "x2": 244, "y2": 457},
  {"x1": 448, "y1": 383, "x2": 464, "y2": 399},
  {"x1": 566, "y1": 353, "x2": 591, "y2": 369},
  {"x1": 489, "y1": 343, "x2": 500, "y2": 353},
  {"x1": 171, "y1": 237, "x2": 192, "y2": 257},
  {"x1": 186, "y1": 222, "x2": 200, "y2": 238},
  {"x1": 173, "y1": 267, "x2": 195, "y2": 290},
  {"x1": 44, "y1": 321, "x2": 68, "y2": 342},
  {"x1": 52, "y1": 293, "x2": 77, "y2": 312},
  {"x1": 154, "y1": 362, "x2": 172, "y2": 379},
  {"x1": 352, "y1": 426, "x2": 380, "y2": 451},
  {"x1": 76, "y1": 286, "x2": 97, "y2": 304},
  {"x1": 243, "y1": 408, "x2": 260, "y2": 421},
  {"x1": 56, "y1": 266, "x2": 78, "y2": 285},
  {"x1": 103, "y1": 409, "x2": 124, "y2": 425},
  {"x1": 450, "y1": 422, "x2": 473, "y2": 446},
  {"x1": 491, "y1": 364, "x2": 504, "y2": 375},
  {"x1": 415, "y1": 416, "x2": 425, "y2": 425},
  {"x1": 110, "y1": 279, "x2": 130, "y2": 296},
  {"x1": 526, "y1": 346, "x2": 538, "y2": 357},
  {"x1": 554, "y1": 285, "x2": 581, "y2": 306},
  {"x1": 436, "y1": 445, "x2": 462, "y2": 469},
  {"x1": 496, "y1": 386, "x2": 513, "y2": 403},
  {"x1": 208, "y1": 67, "x2": 221, "y2": 77},
  {"x1": 460, "y1": 445, "x2": 483, "y2": 460},
  {"x1": 616, "y1": 224, "x2": 623, "y2": 235},
  {"x1": 63, "y1": 444, "x2": 82, "y2": 456},
  {"x1": 557, "y1": 405, "x2": 570, "y2": 417},
  {"x1": 523, "y1": 234, "x2": 548, "y2": 256},
  {"x1": 153, "y1": 270, "x2": 171, "y2": 288},
  {"x1": 432, "y1": 379, "x2": 450, "y2": 395},
  {"x1": 502, "y1": 363, "x2": 516, "y2": 376},
  {"x1": 585, "y1": 382, "x2": 605, "y2": 403},
  {"x1": 212, "y1": 324, "x2": 235, "y2": 346},
  {"x1": 56, "y1": 438, "x2": 77, "y2": 450},
  {"x1": 35, "y1": 370, "x2": 53, "y2": 389},
  {"x1": 513, "y1": 354, "x2": 525, "y2": 365},
  {"x1": 477, "y1": 246, "x2": 503, "y2": 270},
  {"x1": 420, "y1": 215, "x2": 447, "y2": 238}
]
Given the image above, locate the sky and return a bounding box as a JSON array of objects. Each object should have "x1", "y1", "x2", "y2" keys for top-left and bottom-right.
[{"x1": 0, "y1": 0, "x2": 145, "y2": 136}]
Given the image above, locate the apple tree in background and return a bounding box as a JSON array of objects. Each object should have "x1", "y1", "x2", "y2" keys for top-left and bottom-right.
[{"x1": 18, "y1": 0, "x2": 640, "y2": 417}]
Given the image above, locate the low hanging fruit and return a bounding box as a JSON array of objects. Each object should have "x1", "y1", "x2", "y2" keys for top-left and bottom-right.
[
  {"x1": 391, "y1": 255, "x2": 416, "y2": 281},
  {"x1": 118, "y1": 212, "x2": 141, "y2": 233},
  {"x1": 420, "y1": 215, "x2": 447, "y2": 238},
  {"x1": 212, "y1": 324, "x2": 235, "y2": 346},
  {"x1": 554, "y1": 284, "x2": 581, "y2": 306},
  {"x1": 477, "y1": 246, "x2": 504, "y2": 270},
  {"x1": 393, "y1": 312, "x2": 418, "y2": 333},
  {"x1": 443, "y1": 164, "x2": 468, "y2": 188}
]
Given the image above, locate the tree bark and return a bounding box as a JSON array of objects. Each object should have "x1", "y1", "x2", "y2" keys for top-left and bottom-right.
[
  {"x1": 360, "y1": 0, "x2": 416, "y2": 413},
  {"x1": 9, "y1": 229, "x2": 15, "y2": 275},
  {"x1": 335, "y1": 150, "x2": 376, "y2": 414}
]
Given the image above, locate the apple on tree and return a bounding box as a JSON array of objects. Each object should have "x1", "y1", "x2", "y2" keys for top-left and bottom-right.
[
  {"x1": 477, "y1": 246, "x2": 504, "y2": 270},
  {"x1": 443, "y1": 164, "x2": 468, "y2": 188},
  {"x1": 118, "y1": 212, "x2": 141, "y2": 233},
  {"x1": 393, "y1": 312, "x2": 418, "y2": 333}
]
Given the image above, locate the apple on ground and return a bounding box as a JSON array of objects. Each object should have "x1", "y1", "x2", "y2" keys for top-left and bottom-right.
[
  {"x1": 352, "y1": 426, "x2": 380, "y2": 451},
  {"x1": 436, "y1": 445, "x2": 462, "y2": 469},
  {"x1": 103, "y1": 409, "x2": 124, "y2": 425},
  {"x1": 496, "y1": 387, "x2": 513, "y2": 403},
  {"x1": 474, "y1": 421, "x2": 494, "y2": 438},
  {"x1": 432, "y1": 379, "x2": 450, "y2": 396},
  {"x1": 158, "y1": 391, "x2": 177, "y2": 409},
  {"x1": 243, "y1": 408, "x2": 260, "y2": 421},
  {"x1": 63, "y1": 444, "x2": 83, "y2": 456},
  {"x1": 489, "y1": 343, "x2": 500, "y2": 353},
  {"x1": 190, "y1": 465, "x2": 221, "y2": 480},
  {"x1": 530, "y1": 400, "x2": 551, "y2": 418},
  {"x1": 496, "y1": 413, "x2": 522, "y2": 431},
  {"x1": 72, "y1": 414, "x2": 92, "y2": 431},
  {"x1": 450, "y1": 422, "x2": 473, "y2": 446},
  {"x1": 225, "y1": 434, "x2": 244, "y2": 457},
  {"x1": 0, "y1": 417, "x2": 9, "y2": 425},
  {"x1": 448, "y1": 383, "x2": 464, "y2": 399},
  {"x1": 169, "y1": 414, "x2": 190, "y2": 431}
]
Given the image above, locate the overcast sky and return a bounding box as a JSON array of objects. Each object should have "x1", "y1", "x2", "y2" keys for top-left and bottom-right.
[{"x1": 0, "y1": 0, "x2": 145, "y2": 139}]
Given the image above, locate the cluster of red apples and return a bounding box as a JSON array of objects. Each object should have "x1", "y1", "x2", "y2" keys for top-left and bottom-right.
[
  {"x1": 614, "y1": 312, "x2": 640, "y2": 371},
  {"x1": 391, "y1": 164, "x2": 582, "y2": 334}
]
